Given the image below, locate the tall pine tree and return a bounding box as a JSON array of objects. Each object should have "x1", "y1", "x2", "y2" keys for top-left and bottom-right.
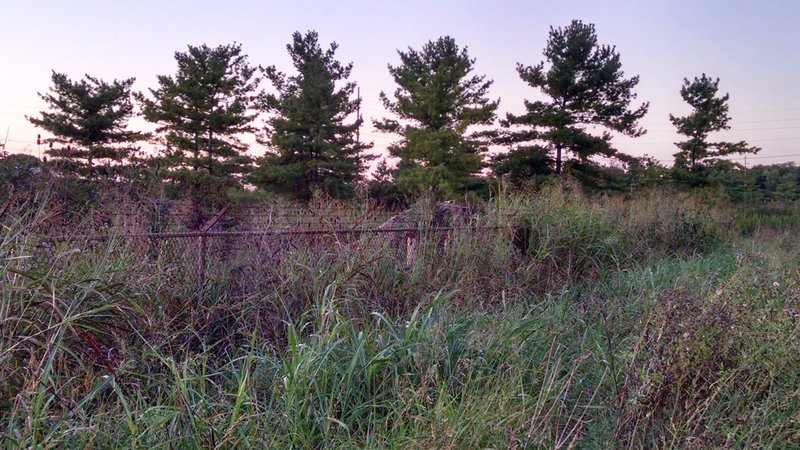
[
  {"x1": 495, "y1": 20, "x2": 648, "y2": 186},
  {"x1": 670, "y1": 74, "x2": 759, "y2": 178},
  {"x1": 251, "y1": 31, "x2": 372, "y2": 202},
  {"x1": 374, "y1": 36, "x2": 498, "y2": 198},
  {"x1": 137, "y1": 43, "x2": 260, "y2": 199},
  {"x1": 28, "y1": 71, "x2": 142, "y2": 178}
]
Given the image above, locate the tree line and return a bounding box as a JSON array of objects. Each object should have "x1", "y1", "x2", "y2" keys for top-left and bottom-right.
[{"x1": 19, "y1": 21, "x2": 761, "y2": 207}]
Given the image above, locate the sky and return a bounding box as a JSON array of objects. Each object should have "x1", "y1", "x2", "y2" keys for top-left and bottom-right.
[{"x1": 2, "y1": 0, "x2": 799, "y2": 170}]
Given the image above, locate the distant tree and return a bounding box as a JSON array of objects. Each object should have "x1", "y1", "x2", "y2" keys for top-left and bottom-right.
[
  {"x1": 367, "y1": 158, "x2": 408, "y2": 209},
  {"x1": 621, "y1": 155, "x2": 671, "y2": 191},
  {"x1": 709, "y1": 162, "x2": 800, "y2": 203},
  {"x1": 495, "y1": 20, "x2": 648, "y2": 185},
  {"x1": 492, "y1": 146, "x2": 553, "y2": 187},
  {"x1": 137, "y1": 43, "x2": 259, "y2": 210},
  {"x1": 670, "y1": 74, "x2": 760, "y2": 178},
  {"x1": 374, "y1": 36, "x2": 498, "y2": 198},
  {"x1": 28, "y1": 71, "x2": 142, "y2": 178},
  {"x1": 0, "y1": 153, "x2": 44, "y2": 201},
  {"x1": 775, "y1": 177, "x2": 800, "y2": 202},
  {"x1": 251, "y1": 31, "x2": 372, "y2": 202},
  {"x1": 754, "y1": 164, "x2": 799, "y2": 202}
]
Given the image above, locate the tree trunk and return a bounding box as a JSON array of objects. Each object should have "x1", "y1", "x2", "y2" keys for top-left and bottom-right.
[
  {"x1": 193, "y1": 133, "x2": 199, "y2": 171},
  {"x1": 87, "y1": 146, "x2": 94, "y2": 179},
  {"x1": 207, "y1": 130, "x2": 213, "y2": 176},
  {"x1": 555, "y1": 144, "x2": 562, "y2": 174}
]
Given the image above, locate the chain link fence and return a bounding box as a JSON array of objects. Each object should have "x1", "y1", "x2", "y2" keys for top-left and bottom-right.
[{"x1": 39, "y1": 203, "x2": 518, "y2": 293}]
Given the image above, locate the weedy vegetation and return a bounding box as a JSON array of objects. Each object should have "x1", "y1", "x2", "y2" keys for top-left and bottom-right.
[{"x1": 1, "y1": 183, "x2": 799, "y2": 448}]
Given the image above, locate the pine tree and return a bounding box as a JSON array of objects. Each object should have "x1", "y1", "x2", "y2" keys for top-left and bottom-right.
[
  {"x1": 251, "y1": 31, "x2": 372, "y2": 202},
  {"x1": 28, "y1": 71, "x2": 142, "y2": 178},
  {"x1": 670, "y1": 74, "x2": 759, "y2": 176},
  {"x1": 491, "y1": 146, "x2": 553, "y2": 186},
  {"x1": 374, "y1": 36, "x2": 498, "y2": 198},
  {"x1": 137, "y1": 43, "x2": 260, "y2": 196},
  {"x1": 495, "y1": 20, "x2": 648, "y2": 184},
  {"x1": 775, "y1": 175, "x2": 800, "y2": 202},
  {"x1": 367, "y1": 158, "x2": 407, "y2": 209}
]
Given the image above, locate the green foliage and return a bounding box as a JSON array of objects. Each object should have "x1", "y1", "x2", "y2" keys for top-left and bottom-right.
[
  {"x1": 375, "y1": 36, "x2": 498, "y2": 198},
  {"x1": 251, "y1": 31, "x2": 373, "y2": 202},
  {"x1": 710, "y1": 163, "x2": 800, "y2": 204},
  {"x1": 730, "y1": 201, "x2": 800, "y2": 235},
  {"x1": 0, "y1": 153, "x2": 127, "y2": 212},
  {"x1": 504, "y1": 182, "x2": 723, "y2": 287},
  {"x1": 3, "y1": 185, "x2": 800, "y2": 448},
  {"x1": 27, "y1": 72, "x2": 143, "y2": 178},
  {"x1": 491, "y1": 145, "x2": 553, "y2": 187},
  {"x1": 137, "y1": 43, "x2": 260, "y2": 205},
  {"x1": 496, "y1": 20, "x2": 648, "y2": 185},
  {"x1": 0, "y1": 153, "x2": 44, "y2": 202},
  {"x1": 670, "y1": 74, "x2": 760, "y2": 177},
  {"x1": 366, "y1": 158, "x2": 408, "y2": 209},
  {"x1": 623, "y1": 156, "x2": 672, "y2": 192}
]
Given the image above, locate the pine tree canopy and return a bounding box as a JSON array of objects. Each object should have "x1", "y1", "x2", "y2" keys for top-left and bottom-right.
[
  {"x1": 137, "y1": 43, "x2": 260, "y2": 187},
  {"x1": 374, "y1": 36, "x2": 498, "y2": 198},
  {"x1": 495, "y1": 20, "x2": 648, "y2": 184},
  {"x1": 251, "y1": 31, "x2": 372, "y2": 202},
  {"x1": 670, "y1": 74, "x2": 760, "y2": 174},
  {"x1": 28, "y1": 71, "x2": 142, "y2": 177}
]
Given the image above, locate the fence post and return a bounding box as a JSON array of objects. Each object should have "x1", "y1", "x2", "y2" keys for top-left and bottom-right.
[
  {"x1": 198, "y1": 234, "x2": 207, "y2": 290},
  {"x1": 196, "y1": 204, "x2": 229, "y2": 291},
  {"x1": 405, "y1": 229, "x2": 418, "y2": 266}
]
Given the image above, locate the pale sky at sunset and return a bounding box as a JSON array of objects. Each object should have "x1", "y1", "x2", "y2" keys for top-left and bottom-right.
[{"x1": 2, "y1": 0, "x2": 799, "y2": 170}]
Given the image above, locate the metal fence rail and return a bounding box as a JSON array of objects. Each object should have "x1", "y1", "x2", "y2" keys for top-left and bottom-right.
[
  {"x1": 41, "y1": 225, "x2": 517, "y2": 291},
  {"x1": 44, "y1": 225, "x2": 507, "y2": 241}
]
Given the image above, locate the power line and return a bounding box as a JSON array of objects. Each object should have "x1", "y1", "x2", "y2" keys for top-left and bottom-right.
[
  {"x1": 643, "y1": 125, "x2": 800, "y2": 133},
  {"x1": 648, "y1": 152, "x2": 800, "y2": 165},
  {"x1": 734, "y1": 153, "x2": 800, "y2": 161},
  {"x1": 0, "y1": 124, "x2": 39, "y2": 130},
  {"x1": 732, "y1": 107, "x2": 800, "y2": 113},
  {"x1": 738, "y1": 137, "x2": 800, "y2": 143},
  {"x1": 703, "y1": 117, "x2": 799, "y2": 125},
  {"x1": 634, "y1": 118, "x2": 800, "y2": 132},
  {"x1": 619, "y1": 136, "x2": 800, "y2": 146}
]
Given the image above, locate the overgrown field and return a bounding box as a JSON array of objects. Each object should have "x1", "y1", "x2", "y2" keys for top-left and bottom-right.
[{"x1": 2, "y1": 185, "x2": 799, "y2": 448}]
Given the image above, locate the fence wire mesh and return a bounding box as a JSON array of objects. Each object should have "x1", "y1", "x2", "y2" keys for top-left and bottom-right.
[{"x1": 39, "y1": 206, "x2": 517, "y2": 294}]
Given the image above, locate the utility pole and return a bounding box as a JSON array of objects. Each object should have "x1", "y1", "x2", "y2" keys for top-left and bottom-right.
[
  {"x1": 356, "y1": 86, "x2": 361, "y2": 146},
  {"x1": 0, "y1": 127, "x2": 8, "y2": 154},
  {"x1": 2, "y1": 127, "x2": 8, "y2": 146}
]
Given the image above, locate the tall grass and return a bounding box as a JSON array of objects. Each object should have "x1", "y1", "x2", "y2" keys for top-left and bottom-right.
[{"x1": 1, "y1": 182, "x2": 798, "y2": 448}]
